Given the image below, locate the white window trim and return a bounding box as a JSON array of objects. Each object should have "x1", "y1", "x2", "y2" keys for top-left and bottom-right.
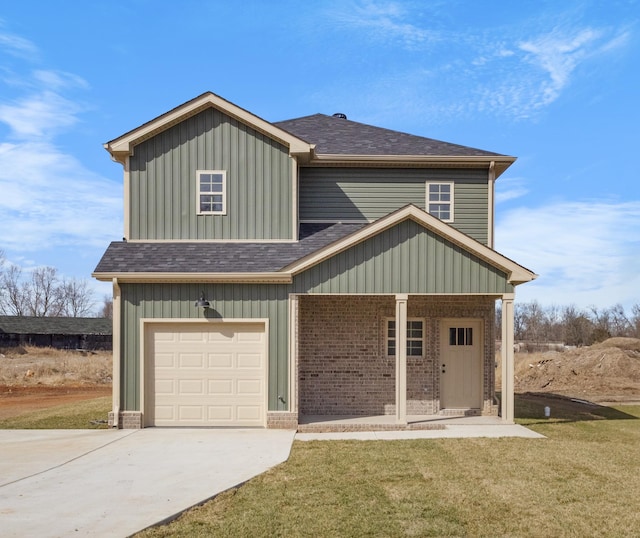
[
  {"x1": 426, "y1": 181, "x2": 454, "y2": 222},
  {"x1": 386, "y1": 317, "x2": 426, "y2": 359},
  {"x1": 196, "y1": 170, "x2": 227, "y2": 215}
]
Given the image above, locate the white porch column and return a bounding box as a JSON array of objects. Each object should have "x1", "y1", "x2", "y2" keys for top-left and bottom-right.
[
  {"x1": 395, "y1": 294, "x2": 408, "y2": 425},
  {"x1": 501, "y1": 295, "x2": 515, "y2": 424}
]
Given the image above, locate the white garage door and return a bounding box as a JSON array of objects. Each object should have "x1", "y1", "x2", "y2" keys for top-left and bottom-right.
[{"x1": 147, "y1": 322, "x2": 266, "y2": 427}]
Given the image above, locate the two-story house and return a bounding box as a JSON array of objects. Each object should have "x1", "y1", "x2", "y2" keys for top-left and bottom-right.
[{"x1": 93, "y1": 92, "x2": 536, "y2": 430}]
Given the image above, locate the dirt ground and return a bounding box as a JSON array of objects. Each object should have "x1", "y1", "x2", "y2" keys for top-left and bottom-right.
[
  {"x1": 0, "y1": 346, "x2": 112, "y2": 419},
  {"x1": 505, "y1": 337, "x2": 640, "y2": 404},
  {"x1": 0, "y1": 385, "x2": 111, "y2": 419}
]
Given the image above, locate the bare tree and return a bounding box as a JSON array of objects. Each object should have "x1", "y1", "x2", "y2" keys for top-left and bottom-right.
[
  {"x1": 24, "y1": 266, "x2": 65, "y2": 317},
  {"x1": 61, "y1": 278, "x2": 95, "y2": 317},
  {"x1": 631, "y1": 304, "x2": 640, "y2": 338},
  {"x1": 99, "y1": 295, "x2": 113, "y2": 319},
  {"x1": 606, "y1": 304, "x2": 632, "y2": 337},
  {"x1": 0, "y1": 265, "x2": 28, "y2": 316},
  {"x1": 562, "y1": 305, "x2": 593, "y2": 346}
]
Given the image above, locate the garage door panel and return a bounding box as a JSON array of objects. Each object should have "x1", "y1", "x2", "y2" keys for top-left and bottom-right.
[
  {"x1": 149, "y1": 322, "x2": 266, "y2": 427},
  {"x1": 155, "y1": 353, "x2": 175, "y2": 368},
  {"x1": 208, "y1": 406, "x2": 233, "y2": 421},
  {"x1": 237, "y1": 406, "x2": 262, "y2": 420},
  {"x1": 155, "y1": 379, "x2": 176, "y2": 395},
  {"x1": 155, "y1": 406, "x2": 175, "y2": 421},
  {"x1": 178, "y1": 379, "x2": 205, "y2": 395},
  {"x1": 179, "y1": 353, "x2": 205, "y2": 368},
  {"x1": 208, "y1": 330, "x2": 235, "y2": 343},
  {"x1": 154, "y1": 331, "x2": 177, "y2": 342},
  {"x1": 237, "y1": 379, "x2": 262, "y2": 395},
  {"x1": 178, "y1": 406, "x2": 204, "y2": 421},
  {"x1": 208, "y1": 353, "x2": 233, "y2": 368},
  {"x1": 208, "y1": 379, "x2": 233, "y2": 395},
  {"x1": 237, "y1": 330, "x2": 263, "y2": 342},
  {"x1": 179, "y1": 331, "x2": 207, "y2": 343},
  {"x1": 237, "y1": 353, "x2": 262, "y2": 368}
]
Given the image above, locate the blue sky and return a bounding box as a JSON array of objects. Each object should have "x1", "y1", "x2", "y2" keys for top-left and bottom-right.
[{"x1": 0, "y1": 0, "x2": 638, "y2": 312}]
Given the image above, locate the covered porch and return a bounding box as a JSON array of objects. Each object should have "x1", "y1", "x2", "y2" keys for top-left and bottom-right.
[{"x1": 289, "y1": 293, "x2": 517, "y2": 429}]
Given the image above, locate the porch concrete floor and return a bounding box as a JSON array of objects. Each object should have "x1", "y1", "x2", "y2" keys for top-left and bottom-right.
[
  {"x1": 296, "y1": 414, "x2": 545, "y2": 440},
  {"x1": 299, "y1": 414, "x2": 505, "y2": 427}
]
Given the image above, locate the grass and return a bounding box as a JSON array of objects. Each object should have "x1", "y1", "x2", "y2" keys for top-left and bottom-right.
[
  {"x1": 137, "y1": 403, "x2": 640, "y2": 538},
  {"x1": 0, "y1": 396, "x2": 111, "y2": 429}
]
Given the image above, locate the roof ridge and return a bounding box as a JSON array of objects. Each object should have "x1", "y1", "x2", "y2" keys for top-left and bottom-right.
[{"x1": 274, "y1": 113, "x2": 505, "y2": 158}]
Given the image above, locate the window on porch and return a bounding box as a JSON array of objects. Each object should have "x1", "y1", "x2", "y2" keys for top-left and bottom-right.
[{"x1": 387, "y1": 319, "x2": 424, "y2": 357}]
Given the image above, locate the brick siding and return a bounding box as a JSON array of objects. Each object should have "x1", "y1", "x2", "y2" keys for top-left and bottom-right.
[{"x1": 297, "y1": 295, "x2": 497, "y2": 417}]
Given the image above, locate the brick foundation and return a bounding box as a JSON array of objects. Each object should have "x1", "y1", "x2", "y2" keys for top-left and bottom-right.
[
  {"x1": 108, "y1": 411, "x2": 143, "y2": 429},
  {"x1": 267, "y1": 412, "x2": 298, "y2": 429}
]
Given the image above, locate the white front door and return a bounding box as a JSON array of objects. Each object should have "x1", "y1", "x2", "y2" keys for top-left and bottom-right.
[{"x1": 440, "y1": 319, "x2": 482, "y2": 410}]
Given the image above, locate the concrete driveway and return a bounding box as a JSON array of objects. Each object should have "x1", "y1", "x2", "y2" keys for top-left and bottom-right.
[{"x1": 0, "y1": 428, "x2": 296, "y2": 537}]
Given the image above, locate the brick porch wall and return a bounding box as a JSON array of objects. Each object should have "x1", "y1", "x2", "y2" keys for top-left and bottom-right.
[
  {"x1": 299, "y1": 296, "x2": 395, "y2": 415},
  {"x1": 297, "y1": 295, "x2": 496, "y2": 417}
]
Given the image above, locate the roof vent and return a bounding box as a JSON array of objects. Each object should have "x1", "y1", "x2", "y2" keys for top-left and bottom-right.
[{"x1": 332, "y1": 113, "x2": 347, "y2": 119}]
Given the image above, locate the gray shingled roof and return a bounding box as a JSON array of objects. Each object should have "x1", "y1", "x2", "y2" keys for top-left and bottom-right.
[
  {"x1": 94, "y1": 223, "x2": 365, "y2": 274},
  {"x1": 0, "y1": 316, "x2": 112, "y2": 335},
  {"x1": 274, "y1": 114, "x2": 501, "y2": 157}
]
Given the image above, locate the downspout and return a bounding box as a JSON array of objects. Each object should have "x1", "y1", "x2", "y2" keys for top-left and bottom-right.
[
  {"x1": 111, "y1": 278, "x2": 121, "y2": 428},
  {"x1": 488, "y1": 161, "x2": 495, "y2": 249}
]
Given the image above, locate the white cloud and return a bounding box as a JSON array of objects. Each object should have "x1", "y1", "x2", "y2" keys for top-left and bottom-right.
[
  {"x1": 0, "y1": 69, "x2": 89, "y2": 140},
  {"x1": 33, "y1": 70, "x2": 89, "y2": 91},
  {"x1": 0, "y1": 140, "x2": 121, "y2": 250},
  {"x1": 0, "y1": 33, "x2": 121, "y2": 298},
  {"x1": 518, "y1": 28, "x2": 602, "y2": 109},
  {"x1": 322, "y1": 4, "x2": 632, "y2": 122},
  {"x1": 327, "y1": 0, "x2": 436, "y2": 48},
  {"x1": 0, "y1": 27, "x2": 38, "y2": 59},
  {"x1": 495, "y1": 177, "x2": 529, "y2": 204},
  {"x1": 495, "y1": 201, "x2": 640, "y2": 309}
]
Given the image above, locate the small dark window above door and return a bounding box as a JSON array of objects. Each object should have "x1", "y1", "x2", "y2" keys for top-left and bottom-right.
[{"x1": 449, "y1": 327, "x2": 473, "y2": 346}]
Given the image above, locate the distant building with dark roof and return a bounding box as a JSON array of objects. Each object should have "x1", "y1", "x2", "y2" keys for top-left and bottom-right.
[{"x1": 0, "y1": 316, "x2": 112, "y2": 350}]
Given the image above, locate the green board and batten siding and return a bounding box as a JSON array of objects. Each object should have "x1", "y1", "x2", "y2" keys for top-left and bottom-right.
[
  {"x1": 299, "y1": 168, "x2": 489, "y2": 244},
  {"x1": 119, "y1": 283, "x2": 290, "y2": 412},
  {"x1": 117, "y1": 220, "x2": 512, "y2": 412},
  {"x1": 292, "y1": 220, "x2": 512, "y2": 294},
  {"x1": 129, "y1": 108, "x2": 293, "y2": 240}
]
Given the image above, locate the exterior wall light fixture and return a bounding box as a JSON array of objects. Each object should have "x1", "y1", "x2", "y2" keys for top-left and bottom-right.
[{"x1": 195, "y1": 292, "x2": 210, "y2": 309}]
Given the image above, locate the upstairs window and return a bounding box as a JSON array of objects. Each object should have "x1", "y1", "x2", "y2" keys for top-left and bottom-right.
[
  {"x1": 197, "y1": 170, "x2": 227, "y2": 215},
  {"x1": 387, "y1": 319, "x2": 425, "y2": 358},
  {"x1": 426, "y1": 182, "x2": 454, "y2": 222}
]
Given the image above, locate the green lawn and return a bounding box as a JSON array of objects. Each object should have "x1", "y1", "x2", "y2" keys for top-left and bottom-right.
[
  {"x1": 3, "y1": 396, "x2": 639, "y2": 536},
  {"x1": 137, "y1": 402, "x2": 640, "y2": 538}
]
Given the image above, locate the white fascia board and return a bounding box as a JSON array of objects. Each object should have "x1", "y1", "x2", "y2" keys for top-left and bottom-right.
[
  {"x1": 311, "y1": 154, "x2": 516, "y2": 177},
  {"x1": 283, "y1": 204, "x2": 537, "y2": 285},
  {"x1": 105, "y1": 92, "x2": 312, "y2": 163},
  {"x1": 92, "y1": 272, "x2": 292, "y2": 284}
]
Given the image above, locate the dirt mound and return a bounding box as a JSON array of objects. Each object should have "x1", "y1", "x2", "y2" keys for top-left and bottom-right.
[
  {"x1": 514, "y1": 339, "x2": 640, "y2": 402},
  {"x1": 592, "y1": 337, "x2": 640, "y2": 352}
]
